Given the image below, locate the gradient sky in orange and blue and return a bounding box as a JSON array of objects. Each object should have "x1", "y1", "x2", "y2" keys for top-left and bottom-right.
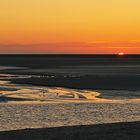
[{"x1": 0, "y1": 0, "x2": 140, "y2": 54}]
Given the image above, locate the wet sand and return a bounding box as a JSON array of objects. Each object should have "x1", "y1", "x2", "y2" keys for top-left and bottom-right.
[
  {"x1": 0, "y1": 78, "x2": 140, "y2": 104},
  {"x1": 0, "y1": 75, "x2": 140, "y2": 132},
  {"x1": 0, "y1": 55, "x2": 139, "y2": 139}
]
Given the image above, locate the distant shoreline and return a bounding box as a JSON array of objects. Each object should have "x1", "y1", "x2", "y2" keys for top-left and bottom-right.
[{"x1": 0, "y1": 55, "x2": 139, "y2": 90}]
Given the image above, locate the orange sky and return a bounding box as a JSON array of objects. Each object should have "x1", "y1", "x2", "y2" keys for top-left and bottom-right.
[{"x1": 0, "y1": 0, "x2": 140, "y2": 54}]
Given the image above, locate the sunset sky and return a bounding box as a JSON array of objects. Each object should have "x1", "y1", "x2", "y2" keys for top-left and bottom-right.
[{"x1": 0, "y1": 0, "x2": 140, "y2": 54}]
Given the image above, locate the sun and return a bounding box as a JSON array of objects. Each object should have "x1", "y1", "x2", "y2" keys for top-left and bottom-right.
[{"x1": 118, "y1": 52, "x2": 125, "y2": 56}]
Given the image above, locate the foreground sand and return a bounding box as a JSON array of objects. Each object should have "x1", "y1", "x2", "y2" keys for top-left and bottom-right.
[
  {"x1": 0, "y1": 102, "x2": 140, "y2": 131},
  {"x1": 0, "y1": 121, "x2": 140, "y2": 140}
]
